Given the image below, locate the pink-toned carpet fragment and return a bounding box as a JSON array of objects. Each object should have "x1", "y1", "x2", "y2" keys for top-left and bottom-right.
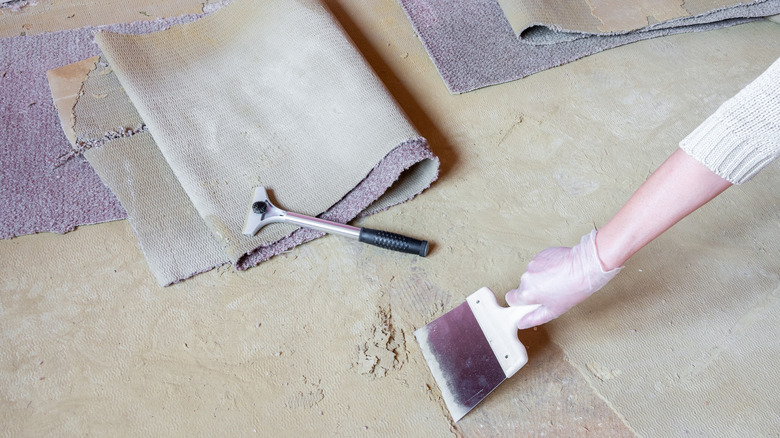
[
  {"x1": 0, "y1": 16, "x2": 202, "y2": 239},
  {"x1": 398, "y1": 0, "x2": 780, "y2": 93}
]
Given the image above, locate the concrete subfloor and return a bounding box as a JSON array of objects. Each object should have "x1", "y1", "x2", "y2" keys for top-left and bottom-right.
[{"x1": 1, "y1": 1, "x2": 778, "y2": 436}]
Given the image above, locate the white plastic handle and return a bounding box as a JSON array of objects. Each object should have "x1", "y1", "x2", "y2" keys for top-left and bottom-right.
[{"x1": 466, "y1": 287, "x2": 541, "y2": 378}]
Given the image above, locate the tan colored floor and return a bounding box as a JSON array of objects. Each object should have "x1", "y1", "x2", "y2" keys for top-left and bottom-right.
[{"x1": 2, "y1": 1, "x2": 778, "y2": 436}]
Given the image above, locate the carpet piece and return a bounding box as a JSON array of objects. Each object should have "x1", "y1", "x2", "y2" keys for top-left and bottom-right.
[
  {"x1": 84, "y1": 132, "x2": 229, "y2": 284},
  {"x1": 61, "y1": 56, "x2": 227, "y2": 283},
  {"x1": 499, "y1": 0, "x2": 767, "y2": 42},
  {"x1": 398, "y1": 0, "x2": 780, "y2": 93},
  {"x1": 57, "y1": 0, "x2": 439, "y2": 285},
  {"x1": 0, "y1": 15, "x2": 204, "y2": 240}
]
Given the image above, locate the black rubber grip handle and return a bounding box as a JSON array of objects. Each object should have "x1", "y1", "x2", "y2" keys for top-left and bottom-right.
[{"x1": 358, "y1": 228, "x2": 429, "y2": 257}]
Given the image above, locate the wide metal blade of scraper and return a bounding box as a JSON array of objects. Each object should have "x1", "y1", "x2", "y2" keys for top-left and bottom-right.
[{"x1": 414, "y1": 287, "x2": 540, "y2": 421}]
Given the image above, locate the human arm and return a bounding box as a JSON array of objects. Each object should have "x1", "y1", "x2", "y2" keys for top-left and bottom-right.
[
  {"x1": 506, "y1": 149, "x2": 732, "y2": 328},
  {"x1": 507, "y1": 57, "x2": 780, "y2": 329},
  {"x1": 594, "y1": 148, "x2": 732, "y2": 270}
]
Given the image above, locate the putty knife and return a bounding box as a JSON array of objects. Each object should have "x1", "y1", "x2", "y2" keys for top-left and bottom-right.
[
  {"x1": 242, "y1": 186, "x2": 429, "y2": 256},
  {"x1": 414, "y1": 287, "x2": 540, "y2": 421}
]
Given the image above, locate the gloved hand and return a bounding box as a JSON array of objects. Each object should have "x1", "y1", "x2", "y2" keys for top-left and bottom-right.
[{"x1": 506, "y1": 230, "x2": 622, "y2": 330}]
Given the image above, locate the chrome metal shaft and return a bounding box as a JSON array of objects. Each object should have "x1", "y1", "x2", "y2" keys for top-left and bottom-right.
[{"x1": 283, "y1": 212, "x2": 361, "y2": 239}]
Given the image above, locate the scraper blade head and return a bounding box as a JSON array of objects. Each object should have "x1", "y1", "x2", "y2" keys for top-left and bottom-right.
[
  {"x1": 414, "y1": 300, "x2": 506, "y2": 422},
  {"x1": 242, "y1": 186, "x2": 269, "y2": 236}
]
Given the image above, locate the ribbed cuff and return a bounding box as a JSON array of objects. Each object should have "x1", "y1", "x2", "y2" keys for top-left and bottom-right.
[
  {"x1": 679, "y1": 57, "x2": 780, "y2": 185},
  {"x1": 679, "y1": 114, "x2": 774, "y2": 185}
]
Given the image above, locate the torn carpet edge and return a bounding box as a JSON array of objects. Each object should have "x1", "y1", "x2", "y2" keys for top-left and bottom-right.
[
  {"x1": 398, "y1": 0, "x2": 780, "y2": 93},
  {"x1": 237, "y1": 139, "x2": 438, "y2": 270},
  {"x1": 48, "y1": 55, "x2": 228, "y2": 285},
  {"x1": 0, "y1": 14, "x2": 208, "y2": 240},
  {"x1": 55, "y1": 0, "x2": 439, "y2": 285},
  {"x1": 0, "y1": 0, "x2": 33, "y2": 12}
]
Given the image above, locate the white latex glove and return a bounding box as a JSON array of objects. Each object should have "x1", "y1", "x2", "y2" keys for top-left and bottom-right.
[{"x1": 505, "y1": 230, "x2": 622, "y2": 330}]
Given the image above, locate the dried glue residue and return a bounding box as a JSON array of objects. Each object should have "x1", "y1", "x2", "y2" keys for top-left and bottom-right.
[
  {"x1": 203, "y1": 214, "x2": 239, "y2": 256},
  {"x1": 284, "y1": 376, "x2": 325, "y2": 409},
  {"x1": 553, "y1": 170, "x2": 600, "y2": 196},
  {"x1": 586, "y1": 361, "x2": 622, "y2": 381},
  {"x1": 354, "y1": 306, "x2": 407, "y2": 379},
  {"x1": 202, "y1": 0, "x2": 234, "y2": 14}
]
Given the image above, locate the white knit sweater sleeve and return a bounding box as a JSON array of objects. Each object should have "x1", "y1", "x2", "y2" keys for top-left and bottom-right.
[{"x1": 679, "y1": 57, "x2": 780, "y2": 185}]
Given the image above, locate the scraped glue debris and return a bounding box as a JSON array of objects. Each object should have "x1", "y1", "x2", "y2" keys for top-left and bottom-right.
[
  {"x1": 283, "y1": 377, "x2": 324, "y2": 409},
  {"x1": 586, "y1": 362, "x2": 622, "y2": 381},
  {"x1": 354, "y1": 306, "x2": 407, "y2": 379}
]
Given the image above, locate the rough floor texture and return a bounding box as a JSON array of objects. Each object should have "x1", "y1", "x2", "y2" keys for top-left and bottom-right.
[{"x1": 1, "y1": 0, "x2": 779, "y2": 436}]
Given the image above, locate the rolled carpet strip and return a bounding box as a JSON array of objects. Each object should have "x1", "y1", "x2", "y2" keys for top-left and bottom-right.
[
  {"x1": 53, "y1": 0, "x2": 439, "y2": 285},
  {"x1": 398, "y1": 0, "x2": 780, "y2": 93}
]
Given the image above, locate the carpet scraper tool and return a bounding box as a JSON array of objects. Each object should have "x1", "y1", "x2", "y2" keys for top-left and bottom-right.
[
  {"x1": 414, "y1": 287, "x2": 541, "y2": 421},
  {"x1": 242, "y1": 186, "x2": 429, "y2": 256}
]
